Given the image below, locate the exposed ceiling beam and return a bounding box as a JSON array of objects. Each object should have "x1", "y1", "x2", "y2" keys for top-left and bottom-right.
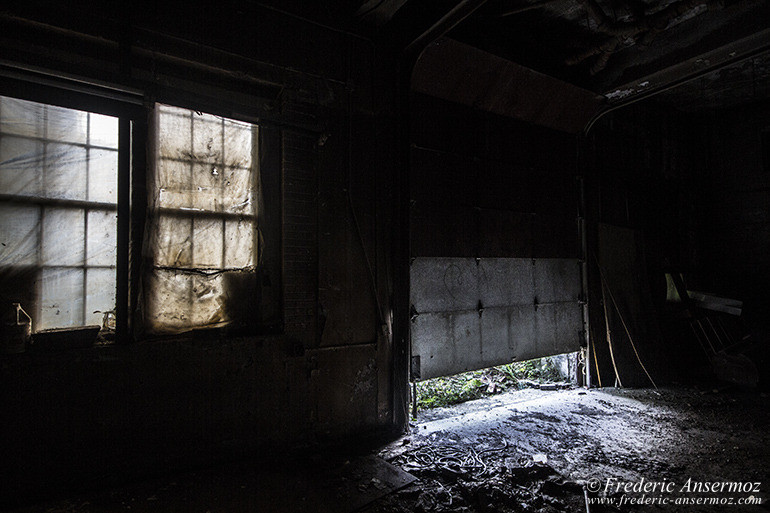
[
  {"x1": 602, "y1": 29, "x2": 770, "y2": 104},
  {"x1": 584, "y1": 29, "x2": 770, "y2": 133}
]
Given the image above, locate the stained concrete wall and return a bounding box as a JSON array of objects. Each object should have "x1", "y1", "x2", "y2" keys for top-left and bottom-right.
[{"x1": 0, "y1": 2, "x2": 401, "y2": 506}]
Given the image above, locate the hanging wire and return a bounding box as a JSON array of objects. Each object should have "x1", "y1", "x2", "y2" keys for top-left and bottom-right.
[{"x1": 593, "y1": 252, "x2": 658, "y2": 389}]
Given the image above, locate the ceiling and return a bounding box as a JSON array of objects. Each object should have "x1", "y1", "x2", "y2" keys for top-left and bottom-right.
[{"x1": 345, "y1": 0, "x2": 770, "y2": 112}]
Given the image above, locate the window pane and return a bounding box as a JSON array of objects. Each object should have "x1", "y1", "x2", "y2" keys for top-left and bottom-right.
[
  {"x1": 89, "y1": 113, "x2": 118, "y2": 149},
  {"x1": 190, "y1": 162, "x2": 222, "y2": 211},
  {"x1": 147, "y1": 270, "x2": 229, "y2": 331},
  {"x1": 0, "y1": 136, "x2": 44, "y2": 197},
  {"x1": 158, "y1": 107, "x2": 191, "y2": 159},
  {"x1": 192, "y1": 218, "x2": 223, "y2": 268},
  {"x1": 41, "y1": 207, "x2": 84, "y2": 266},
  {"x1": 0, "y1": 203, "x2": 39, "y2": 266},
  {"x1": 224, "y1": 120, "x2": 253, "y2": 168},
  {"x1": 225, "y1": 218, "x2": 255, "y2": 268},
  {"x1": 86, "y1": 267, "x2": 116, "y2": 326},
  {"x1": 86, "y1": 210, "x2": 117, "y2": 267},
  {"x1": 46, "y1": 143, "x2": 87, "y2": 201},
  {"x1": 88, "y1": 148, "x2": 118, "y2": 203},
  {"x1": 39, "y1": 267, "x2": 84, "y2": 329},
  {"x1": 192, "y1": 117, "x2": 223, "y2": 164},
  {"x1": 0, "y1": 97, "x2": 44, "y2": 138},
  {"x1": 47, "y1": 104, "x2": 87, "y2": 145},
  {"x1": 222, "y1": 166, "x2": 253, "y2": 213},
  {"x1": 154, "y1": 215, "x2": 192, "y2": 267}
]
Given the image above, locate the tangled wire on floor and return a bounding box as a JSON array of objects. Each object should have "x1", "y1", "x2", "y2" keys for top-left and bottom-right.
[{"x1": 397, "y1": 439, "x2": 509, "y2": 478}]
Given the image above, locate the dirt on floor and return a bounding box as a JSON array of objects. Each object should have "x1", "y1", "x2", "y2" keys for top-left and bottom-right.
[
  {"x1": 368, "y1": 385, "x2": 770, "y2": 513},
  {"x1": 7, "y1": 385, "x2": 769, "y2": 513}
]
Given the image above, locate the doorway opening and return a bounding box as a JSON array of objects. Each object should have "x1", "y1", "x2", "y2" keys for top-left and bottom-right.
[{"x1": 410, "y1": 351, "x2": 581, "y2": 420}]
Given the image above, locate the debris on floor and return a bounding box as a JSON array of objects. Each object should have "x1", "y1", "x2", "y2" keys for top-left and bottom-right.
[
  {"x1": 8, "y1": 385, "x2": 768, "y2": 513},
  {"x1": 369, "y1": 385, "x2": 769, "y2": 513}
]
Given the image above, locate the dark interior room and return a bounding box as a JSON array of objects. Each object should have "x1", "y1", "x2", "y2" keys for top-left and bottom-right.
[{"x1": 0, "y1": 1, "x2": 768, "y2": 511}]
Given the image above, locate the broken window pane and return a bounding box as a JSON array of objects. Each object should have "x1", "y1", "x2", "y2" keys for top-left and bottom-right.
[
  {"x1": 145, "y1": 105, "x2": 259, "y2": 333},
  {"x1": 0, "y1": 95, "x2": 118, "y2": 331}
]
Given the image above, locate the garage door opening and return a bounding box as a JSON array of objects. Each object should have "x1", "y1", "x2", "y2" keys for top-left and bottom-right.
[{"x1": 410, "y1": 352, "x2": 581, "y2": 419}]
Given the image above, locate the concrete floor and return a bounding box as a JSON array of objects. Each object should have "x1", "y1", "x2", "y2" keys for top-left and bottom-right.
[
  {"x1": 8, "y1": 385, "x2": 769, "y2": 513},
  {"x1": 372, "y1": 385, "x2": 770, "y2": 512}
]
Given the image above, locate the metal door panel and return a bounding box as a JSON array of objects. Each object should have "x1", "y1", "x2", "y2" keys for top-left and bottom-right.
[
  {"x1": 409, "y1": 257, "x2": 479, "y2": 313},
  {"x1": 534, "y1": 258, "x2": 581, "y2": 303},
  {"x1": 478, "y1": 258, "x2": 534, "y2": 308},
  {"x1": 411, "y1": 257, "x2": 582, "y2": 380}
]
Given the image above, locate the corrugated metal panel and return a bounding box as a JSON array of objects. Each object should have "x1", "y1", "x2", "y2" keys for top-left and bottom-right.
[{"x1": 410, "y1": 257, "x2": 582, "y2": 380}]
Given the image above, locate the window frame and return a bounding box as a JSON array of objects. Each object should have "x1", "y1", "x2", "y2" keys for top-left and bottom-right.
[
  {"x1": 0, "y1": 75, "x2": 277, "y2": 345},
  {"x1": 145, "y1": 104, "x2": 262, "y2": 334},
  {"x1": 0, "y1": 77, "x2": 141, "y2": 343}
]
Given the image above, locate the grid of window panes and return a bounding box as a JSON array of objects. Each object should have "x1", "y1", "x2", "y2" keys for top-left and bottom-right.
[
  {"x1": 0, "y1": 95, "x2": 118, "y2": 330},
  {"x1": 149, "y1": 105, "x2": 258, "y2": 330}
]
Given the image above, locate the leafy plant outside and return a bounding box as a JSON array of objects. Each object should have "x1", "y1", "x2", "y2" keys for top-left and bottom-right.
[{"x1": 414, "y1": 356, "x2": 567, "y2": 411}]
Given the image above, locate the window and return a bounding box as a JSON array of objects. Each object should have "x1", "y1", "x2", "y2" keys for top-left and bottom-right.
[
  {"x1": 0, "y1": 95, "x2": 118, "y2": 331},
  {"x1": 0, "y1": 94, "x2": 263, "y2": 338},
  {"x1": 144, "y1": 105, "x2": 260, "y2": 333}
]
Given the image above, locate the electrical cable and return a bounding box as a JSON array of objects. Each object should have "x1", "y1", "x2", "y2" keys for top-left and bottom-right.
[
  {"x1": 600, "y1": 278, "x2": 624, "y2": 387},
  {"x1": 593, "y1": 253, "x2": 658, "y2": 389},
  {"x1": 590, "y1": 327, "x2": 603, "y2": 387}
]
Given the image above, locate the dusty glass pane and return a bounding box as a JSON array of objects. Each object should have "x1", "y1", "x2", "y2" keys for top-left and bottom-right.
[
  {"x1": 154, "y1": 215, "x2": 192, "y2": 267},
  {"x1": 225, "y1": 219, "x2": 255, "y2": 268},
  {"x1": 39, "y1": 267, "x2": 84, "y2": 329},
  {"x1": 192, "y1": 218, "x2": 224, "y2": 268},
  {"x1": 86, "y1": 210, "x2": 117, "y2": 267},
  {"x1": 86, "y1": 267, "x2": 116, "y2": 325},
  {"x1": 47, "y1": 104, "x2": 87, "y2": 145},
  {"x1": 190, "y1": 272, "x2": 227, "y2": 326},
  {"x1": 158, "y1": 108, "x2": 191, "y2": 159},
  {"x1": 88, "y1": 149, "x2": 118, "y2": 204},
  {"x1": 146, "y1": 270, "x2": 191, "y2": 331},
  {"x1": 146, "y1": 271, "x2": 228, "y2": 332},
  {"x1": 149, "y1": 104, "x2": 260, "y2": 333},
  {"x1": 224, "y1": 121, "x2": 253, "y2": 168},
  {"x1": 0, "y1": 203, "x2": 39, "y2": 266},
  {"x1": 89, "y1": 113, "x2": 119, "y2": 149},
  {"x1": 0, "y1": 136, "x2": 43, "y2": 197},
  {"x1": 192, "y1": 118, "x2": 223, "y2": 164},
  {"x1": 157, "y1": 159, "x2": 192, "y2": 210},
  {"x1": 0, "y1": 97, "x2": 45, "y2": 138},
  {"x1": 189, "y1": 163, "x2": 223, "y2": 212},
  {"x1": 46, "y1": 143, "x2": 87, "y2": 200},
  {"x1": 157, "y1": 157, "x2": 189, "y2": 191},
  {"x1": 221, "y1": 166, "x2": 252, "y2": 213},
  {"x1": 41, "y1": 207, "x2": 84, "y2": 266}
]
